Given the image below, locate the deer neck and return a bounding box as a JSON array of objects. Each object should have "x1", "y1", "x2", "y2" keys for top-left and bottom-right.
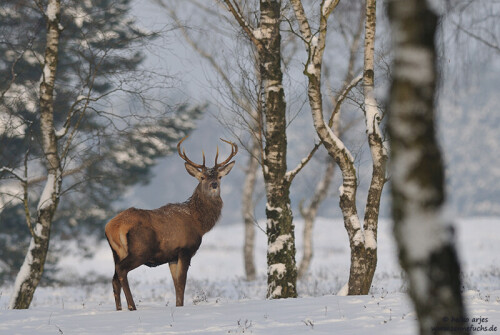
[{"x1": 189, "y1": 184, "x2": 223, "y2": 234}]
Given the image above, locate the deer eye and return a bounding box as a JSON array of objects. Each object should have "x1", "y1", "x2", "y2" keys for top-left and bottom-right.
[{"x1": 201, "y1": 176, "x2": 205, "y2": 180}]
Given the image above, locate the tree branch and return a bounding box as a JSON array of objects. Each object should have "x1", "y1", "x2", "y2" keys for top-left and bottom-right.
[
  {"x1": 284, "y1": 141, "x2": 321, "y2": 184},
  {"x1": 0, "y1": 167, "x2": 27, "y2": 183},
  {"x1": 221, "y1": 0, "x2": 263, "y2": 50},
  {"x1": 453, "y1": 20, "x2": 500, "y2": 53},
  {"x1": 328, "y1": 74, "x2": 363, "y2": 128}
]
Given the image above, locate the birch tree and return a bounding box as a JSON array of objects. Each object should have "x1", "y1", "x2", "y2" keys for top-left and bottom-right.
[
  {"x1": 387, "y1": 0, "x2": 469, "y2": 333},
  {"x1": 297, "y1": 5, "x2": 365, "y2": 279},
  {"x1": 223, "y1": 0, "x2": 323, "y2": 298},
  {"x1": 360, "y1": 0, "x2": 387, "y2": 294},
  {"x1": 7, "y1": 0, "x2": 63, "y2": 309},
  {"x1": 157, "y1": 0, "x2": 262, "y2": 281},
  {"x1": 1, "y1": 0, "x2": 201, "y2": 305},
  {"x1": 289, "y1": 0, "x2": 387, "y2": 294}
]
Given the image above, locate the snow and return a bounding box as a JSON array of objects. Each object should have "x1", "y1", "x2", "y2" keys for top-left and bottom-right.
[
  {"x1": 66, "y1": 6, "x2": 88, "y2": 28},
  {"x1": 364, "y1": 229, "x2": 377, "y2": 250},
  {"x1": 268, "y1": 234, "x2": 292, "y2": 254},
  {"x1": 364, "y1": 92, "x2": 381, "y2": 136},
  {"x1": 37, "y1": 174, "x2": 57, "y2": 211},
  {"x1": 0, "y1": 217, "x2": 499, "y2": 334},
  {"x1": 322, "y1": 0, "x2": 334, "y2": 16},
  {"x1": 253, "y1": 28, "x2": 262, "y2": 40},
  {"x1": 270, "y1": 285, "x2": 282, "y2": 297},
  {"x1": 306, "y1": 63, "x2": 317, "y2": 76},
  {"x1": 42, "y1": 63, "x2": 51, "y2": 81},
  {"x1": 268, "y1": 263, "x2": 286, "y2": 279},
  {"x1": 2, "y1": 83, "x2": 38, "y2": 113},
  {"x1": 8, "y1": 233, "x2": 37, "y2": 308},
  {"x1": 324, "y1": 121, "x2": 355, "y2": 163},
  {"x1": 266, "y1": 203, "x2": 283, "y2": 214},
  {"x1": 337, "y1": 282, "x2": 348, "y2": 296},
  {"x1": 46, "y1": 0, "x2": 58, "y2": 22},
  {"x1": 352, "y1": 229, "x2": 365, "y2": 246},
  {"x1": 54, "y1": 127, "x2": 66, "y2": 138},
  {"x1": 310, "y1": 35, "x2": 319, "y2": 47}
]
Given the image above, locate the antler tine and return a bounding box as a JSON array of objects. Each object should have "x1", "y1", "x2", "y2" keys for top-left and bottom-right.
[
  {"x1": 214, "y1": 145, "x2": 219, "y2": 166},
  {"x1": 177, "y1": 135, "x2": 205, "y2": 169},
  {"x1": 215, "y1": 138, "x2": 238, "y2": 168}
]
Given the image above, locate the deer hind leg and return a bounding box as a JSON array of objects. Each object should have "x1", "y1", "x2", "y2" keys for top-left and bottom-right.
[
  {"x1": 115, "y1": 256, "x2": 144, "y2": 311},
  {"x1": 108, "y1": 245, "x2": 123, "y2": 310},
  {"x1": 112, "y1": 271, "x2": 122, "y2": 310},
  {"x1": 169, "y1": 253, "x2": 191, "y2": 307}
]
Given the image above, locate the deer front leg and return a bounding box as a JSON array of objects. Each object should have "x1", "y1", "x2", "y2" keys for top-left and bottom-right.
[
  {"x1": 169, "y1": 254, "x2": 191, "y2": 306},
  {"x1": 168, "y1": 261, "x2": 179, "y2": 303}
]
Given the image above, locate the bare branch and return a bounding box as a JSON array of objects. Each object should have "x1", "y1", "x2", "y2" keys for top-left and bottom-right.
[
  {"x1": 289, "y1": 0, "x2": 313, "y2": 42},
  {"x1": 284, "y1": 141, "x2": 321, "y2": 184},
  {"x1": 221, "y1": 0, "x2": 263, "y2": 50},
  {"x1": 22, "y1": 149, "x2": 35, "y2": 238},
  {"x1": 452, "y1": 20, "x2": 500, "y2": 53},
  {"x1": 328, "y1": 74, "x2": 363, "y2": 128},
  {"x1": 0, "y1": 167, "x2": 27, "y2": 183}
]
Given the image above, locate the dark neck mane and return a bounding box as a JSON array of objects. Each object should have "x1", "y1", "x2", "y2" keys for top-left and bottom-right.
[{"x1": 188, "y1": 184, "x2": 223, "y2": 234}]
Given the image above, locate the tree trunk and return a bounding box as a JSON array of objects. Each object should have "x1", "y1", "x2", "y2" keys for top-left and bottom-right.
[
  {"x1": 360, "y1": 0, "x2": 388, "y2": 294},
  {"x1": 298, "y1": 157, "x2": 335, "y2": 279},
  {"x1": 242, "y1": 138, "x2": 259, "y2": 281},
  {"x1": 387, "y1": 0, "x2": 469, "y2": 334},
  {"x1": 9, "y1": 0, "x2": 62, "y2": 309},
  {"x1": 259, "y1": 0, "x2": 297, "y2": 299},
  {"x1": 221, "y1": 0, "x2": 297, "y2": 299},
  {"x1": 290, "y1": 0, "x2": 369, "y2": 295}
]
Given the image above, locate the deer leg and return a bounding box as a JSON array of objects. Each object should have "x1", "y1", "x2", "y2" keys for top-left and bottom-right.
[
  {"x1": 115, "y1": 267, "x2": 136, "y2": 311},
  {"x1": 112, "y1": 271, "x2": 122, "y2": 310},
  {"x1": 116, "y1": 256, "x2": 143, "y2": 311},
  {"x1": 171, "y1": 254, "x2": 191, "y2": 307},
  {"x1": 169, "y1": 261, "x2": 179, "y2": 296}
]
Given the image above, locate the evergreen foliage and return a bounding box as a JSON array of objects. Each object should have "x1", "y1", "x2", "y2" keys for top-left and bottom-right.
[{"x1": 0, "y1": 0, "x2": 203, "y2": 284}]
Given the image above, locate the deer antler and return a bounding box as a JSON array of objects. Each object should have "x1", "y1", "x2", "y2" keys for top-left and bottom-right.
[
  {"x1": 177, "y1": 135, "x2": 206, "y2": 169},
  {"x1": 215, "y1": 138, "x2": 238, "y2": 169}
]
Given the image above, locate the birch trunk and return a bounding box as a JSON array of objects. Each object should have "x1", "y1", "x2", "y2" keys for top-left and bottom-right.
[
  {"x1": 387, "y1": 0, "x2": 469, "y2": 333},
  {"x1": 222, "y1": 0, "x2": 297, "y2": 298},
  {"x1": 9, "y1": 0, "x2": 62, "y2": 309},
  {"x1": 242, "y1": 138, "x2": 259, "y2": 281},
  {"x1": 290, "y1": 0, "x2": 369, "y2": 295},
  {"x1": 360, "y1": 0, "x2": 388, "y2": 294},
  {"x1": 259, "y1": 0, "x2": 297, "y2": 299},
  {"x1": 298, "y1": 157, "x2": 335, "y2": 279}
]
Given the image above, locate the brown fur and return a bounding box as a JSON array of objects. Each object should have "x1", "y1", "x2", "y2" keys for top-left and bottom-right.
[{"x1": 105, "y1": 140, "x2": 236, "y2": 310}]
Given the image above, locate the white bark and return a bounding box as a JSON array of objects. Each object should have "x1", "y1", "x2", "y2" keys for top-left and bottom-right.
[
  {"x1": 223, "y1": 0, "x2": 298, "y2": 299},
  {"x1": 388, "y1": 0, "x2": 469, "y2": 333},
  {"x1": 9, "y1": 0, "x2": 63, "y2": 309},
  {"x1": 290, "y1": 0, "x2": 371, "y2": 295},
  {"x1": 242, "y1": 139, "x2": 259, "y2": 281},
  {"x1": 298, "y1": 157, "x2": 335, "y2": 279},
  {"x1": 359, "y1": 0, "x2": 388, "y2": 294}
]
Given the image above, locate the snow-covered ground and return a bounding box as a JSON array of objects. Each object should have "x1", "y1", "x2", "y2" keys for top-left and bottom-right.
[{"x1": 0, "y1": 217, "x2": 499, "y2": 334}]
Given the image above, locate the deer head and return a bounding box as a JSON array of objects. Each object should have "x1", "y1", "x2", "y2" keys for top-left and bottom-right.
[{"x1": 177, "y1": 136, "x2": 238, "y2": 198}]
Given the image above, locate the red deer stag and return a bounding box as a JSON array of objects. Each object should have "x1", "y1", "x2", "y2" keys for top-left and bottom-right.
[{"x1": 105, "y1": 136, "x2": 237, "y2": 310}]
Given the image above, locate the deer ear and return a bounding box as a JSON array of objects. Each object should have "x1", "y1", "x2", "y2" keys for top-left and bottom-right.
[
  {"x1": 185, "y1": 163, "x2": 204, "y2": 181},
  {"x1": 218, "y1": 161, "x2": 235, "y2": 178}
]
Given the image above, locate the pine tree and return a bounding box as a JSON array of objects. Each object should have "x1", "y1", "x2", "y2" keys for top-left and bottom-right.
[{"x1": 0, "y1": 0, "x2": 203, "y2": 285}]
